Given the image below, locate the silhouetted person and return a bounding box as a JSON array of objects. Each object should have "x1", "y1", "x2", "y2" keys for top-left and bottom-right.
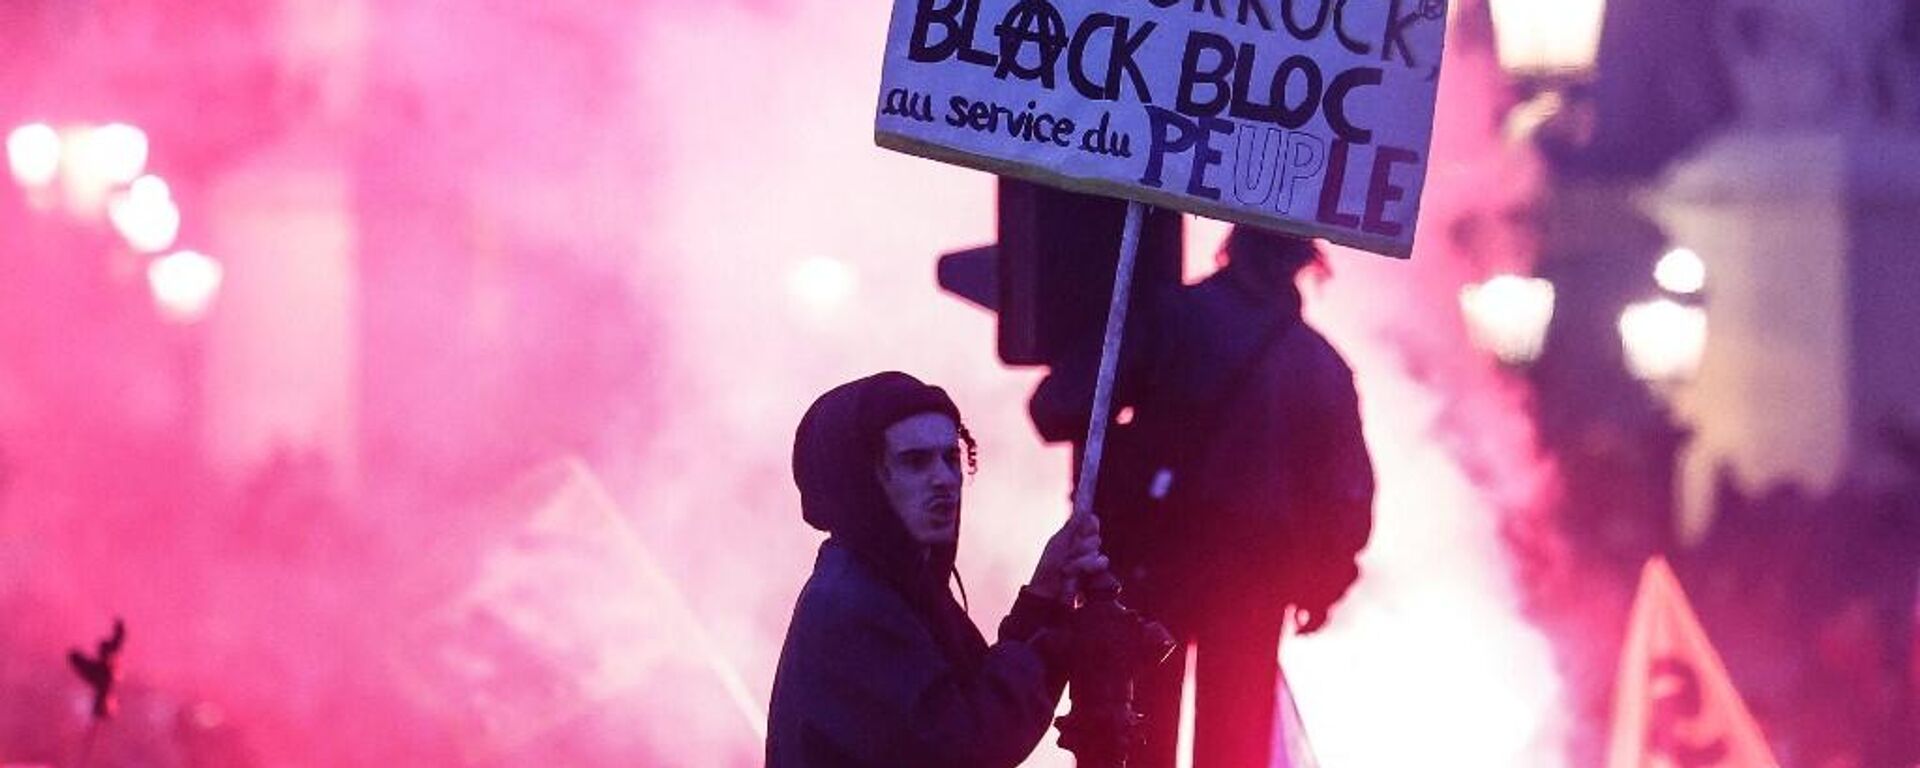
[
  {"x1": 1033, "y1": 228, "x2": 1374, "y2": 768},
  {"x1": 767, "y1": 371, "x2": 1107, "y2": 767},
  {"x1": 68, "y1": 618, "x2": 126, "y2": 720}
]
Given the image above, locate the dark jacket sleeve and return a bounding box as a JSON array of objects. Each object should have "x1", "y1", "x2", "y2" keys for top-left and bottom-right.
[{"x1": 771, "y1": 567, "x2": 1066, "y2": 768}]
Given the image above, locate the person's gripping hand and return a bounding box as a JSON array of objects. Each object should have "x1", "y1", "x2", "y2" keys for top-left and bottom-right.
[{"x1": 1028, "y1": 513, "x2": 1107, "y2": 604}]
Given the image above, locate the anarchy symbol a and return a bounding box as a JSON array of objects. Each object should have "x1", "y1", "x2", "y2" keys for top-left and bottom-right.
[{"x1": 994, "y1": 0, "x2": 1069, "y2": 88}]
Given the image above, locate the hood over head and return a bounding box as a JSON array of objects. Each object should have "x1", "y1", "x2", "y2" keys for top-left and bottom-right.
[
  {"x1": 793, "y1": 372, "x2": 963, "y2": 588},
  {"x1": 792, "y1": 372, "x2": 984, "y2": 666}
]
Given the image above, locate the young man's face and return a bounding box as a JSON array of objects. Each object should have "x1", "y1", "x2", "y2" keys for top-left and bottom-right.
[{"x1": 875, "y1": 412, "x2": 963, "y2": 547}]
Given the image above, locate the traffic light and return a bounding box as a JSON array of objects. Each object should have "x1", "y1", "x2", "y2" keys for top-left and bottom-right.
[{"x1": 937, "y1": 177, "x2": 1183, "y2": 367}]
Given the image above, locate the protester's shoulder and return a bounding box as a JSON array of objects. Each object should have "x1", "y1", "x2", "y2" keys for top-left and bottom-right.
[
  {"x1": 1290, "y1": 324, "x2": 1351, "y2": 366},
  {"x1": 1175, "y1": 273, "x2": 1232, "y2": 309},
  {"x1": 1277, "y1": 323, "x2": 1358, "y2": 391},
  {"x1": 795, "y1": 543, "x2": 915, "y2": 625},
  {"x1": 1165, "y1": 276, "x2": 1250, "y2": 342}
]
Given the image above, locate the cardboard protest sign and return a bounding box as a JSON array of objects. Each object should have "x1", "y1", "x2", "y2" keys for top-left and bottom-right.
[{"x1": 876, "y1": 0, "x2": 1450, "y2": 258}]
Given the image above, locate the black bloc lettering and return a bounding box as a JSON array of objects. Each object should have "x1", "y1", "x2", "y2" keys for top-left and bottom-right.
[
  {"x1": 1067, "y1": 14, "x2": 1158, "y2": 103},
  {"x1": 1241, "y1": 53, "x2": 1322, "y2": 129},
  {"x1": 1177, "y1": 32, "x2": 1236, "y2": 117},
  {"x1": 1176, "y1": 32, "x2": 1377, "y2": 143},
  {"x1": 909, "y1": 0, "x2": 998, "y2": 65},
  {"x1": 1106, "y1": 16, "x2": 1158, "y2": 102},
  {"x1": 1325, "y1": 67, "x2": 1383, "y2": 144},
  {"x1": 994, "y1": 0, "x2": 1071, "y2": 87}
]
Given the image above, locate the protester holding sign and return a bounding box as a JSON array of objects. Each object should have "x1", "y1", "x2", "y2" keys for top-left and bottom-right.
[
  {"x1": 872, "y1": 0, "x2": 1427, "y2": 763},
  {"x1": 766, "y1": 372, "x2": 1109, "y2": 767}
]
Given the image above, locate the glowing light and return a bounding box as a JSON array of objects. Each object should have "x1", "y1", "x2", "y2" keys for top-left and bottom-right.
[
  {"x1": 787, "y1": 256, "x2": 857, "y2": 312},
  {"x1": 1653, "y1": 247, "x2": 1706, "y2": 295},
  {"x1": 109, "y1": 175, "x2": 182, "y2": 253},
  {"x1": 56, "y1": 123, "x2": 150, "y2": 215},
  {"x1": 76, "y1": 123, "x2": 150, "y2": 185},
  {"x1": 147, "y1": 250, "x2": 224, "y2": 323},
  {"x1": 7, "y1": 122, "x2": 62, "y2": 188},
  {"x1": 1488, "y1": 0, "x2": 1609, "y2": 76},
  {"x1": 1619, "y1": 299, "x2": 1707, "y2": 385},
  {"x1": 1460, "y1": 275, "x2": 1557, "y2": 365}
]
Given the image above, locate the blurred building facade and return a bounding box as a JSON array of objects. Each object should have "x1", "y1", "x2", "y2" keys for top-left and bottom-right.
[{"x1": 1523, "y1": 0, "x2": 1920, "y2": 764}]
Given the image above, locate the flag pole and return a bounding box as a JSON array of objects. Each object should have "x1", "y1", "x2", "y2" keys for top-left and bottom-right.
[
  {"x1": 1056, "y1": 199, "x2": 1174, "y2": 768},
  {"x1": 1071, "y1": 200, "x2": 1145, "y2": 521}
]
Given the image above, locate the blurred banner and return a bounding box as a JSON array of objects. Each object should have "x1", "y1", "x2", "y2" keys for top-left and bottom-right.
[
  {"x1": 875, "y1": 0, "x2": 1449, "y2": 258},
  {"x1": 1606, "y1": 557, "x2": 1778, "y2": 768},
  {"x1": 387, "y1": 458, "x2": 762, "y2": 766}
]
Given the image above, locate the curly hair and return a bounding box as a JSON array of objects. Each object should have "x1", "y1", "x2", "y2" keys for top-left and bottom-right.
[{"x1": 956, "y1": 422, "x2": 980, "y2": 477}]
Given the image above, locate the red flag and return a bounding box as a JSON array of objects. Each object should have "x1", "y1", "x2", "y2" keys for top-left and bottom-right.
[{"x1": 1607, "y1": 557, "x2": 1780, "y2": 768}]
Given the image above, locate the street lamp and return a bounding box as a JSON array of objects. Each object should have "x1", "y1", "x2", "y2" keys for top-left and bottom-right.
[
  {"x1": 7, "y1": 123, "x2": 62, "y2": 189},
  {"x1": 58, "y1": 123, "x2": 148, "y2": 216},
  {"x1": 1626, "y1": 245, "x2": 1710, "y2": 388},
  {"x1": 1460, "y1": 274, "x2": 1557, "y2": 366},
  {"x1": 1487, "y1": 0, "x2": 1609, "y2": 143},
  {"x1": 73, "y1": 123, "x2": 149, "y2": 187},
  {"x1": 147, "y1": 249, "x2": 224, "y2": 324},
  {"x1": 1619, "y1": 298, "x2": 1707, "y2": 388},
  {"x1": 1653, "y1": 247, "x2": 1706, "y2": 296},
  {"x1": 1487, "y1": 0, "x2": 1608, "y2": 77},
  {"x1": 109, "y1": 175, "x2": 182, "y2": 254},
  {"x1": 1616, "y1": 284, "x2": 1707, "y2": 556}
]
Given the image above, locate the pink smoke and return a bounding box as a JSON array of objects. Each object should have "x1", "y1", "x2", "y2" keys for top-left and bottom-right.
[
  {"x1": 627, "y1": 1, "x2": 1568, "y2": 765},
  {"x1": 0, "y1": 1, "x2": 1574, "y2": 766}
]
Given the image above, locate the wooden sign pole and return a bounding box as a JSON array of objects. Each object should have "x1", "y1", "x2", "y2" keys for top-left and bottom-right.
[{"x1": 1071, "y1": 200, "x2": 1145, "y2": 522}]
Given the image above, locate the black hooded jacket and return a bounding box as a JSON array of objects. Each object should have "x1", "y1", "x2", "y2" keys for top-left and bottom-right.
[
  {"x1": 767, "y1": 373, "x2": 1068, "y2": 768},
  {"x1": 1031, "y1": 263, "x2": 1373, "y2": 617}
]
